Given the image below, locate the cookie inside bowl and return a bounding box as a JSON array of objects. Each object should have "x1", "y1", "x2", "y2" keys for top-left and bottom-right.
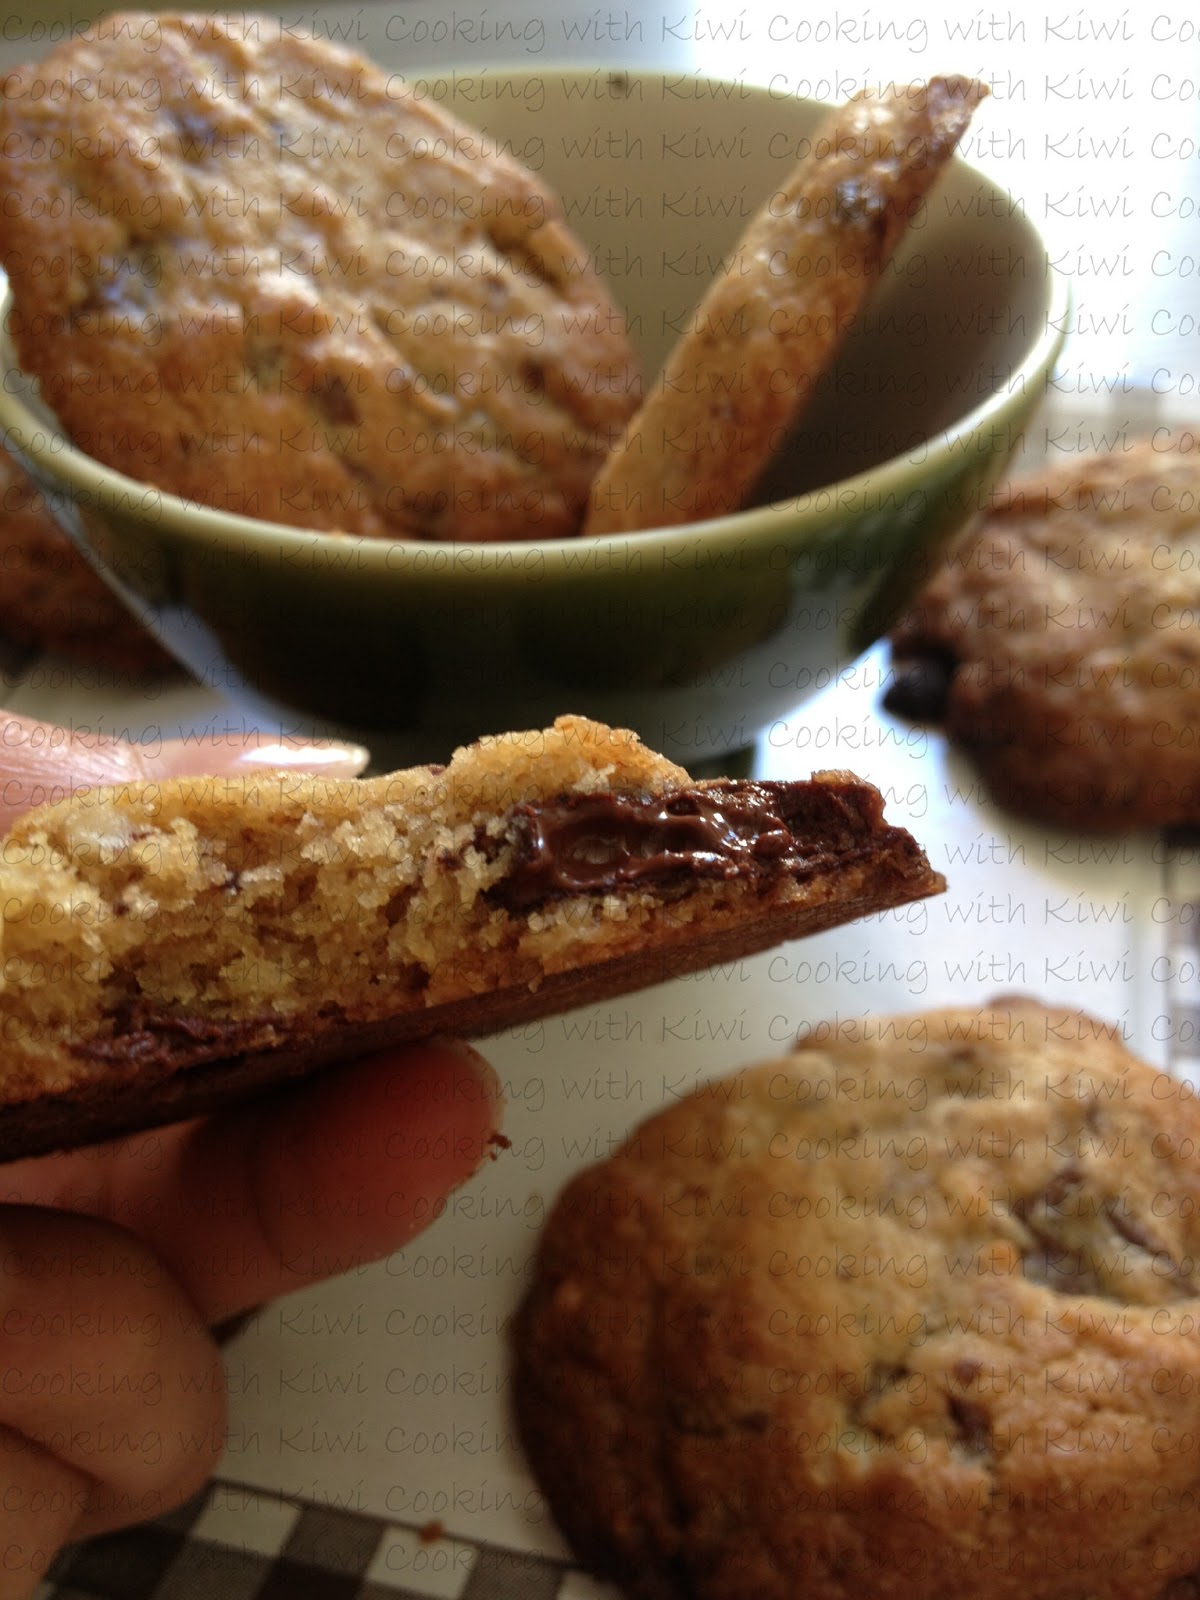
[
  {"x1": 0, "y1": 57, "x2": 1066, "y2": 761},
  {"x1": 0, "y1": 17, "x2": 641, "y2": 545}
]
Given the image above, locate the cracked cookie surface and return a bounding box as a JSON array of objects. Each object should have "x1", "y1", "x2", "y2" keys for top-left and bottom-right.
[
  {"x1": 514, "y1": 999, "x2": 1200, "y2": 1600},
  {"x1": 886, "y1": 435, "x2": 1200, "y2": 829},
  {"x1": 0, "y1": 13, "x2": 638, "y2": 541}
]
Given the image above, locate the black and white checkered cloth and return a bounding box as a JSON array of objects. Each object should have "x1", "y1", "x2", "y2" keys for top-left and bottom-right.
[{"x1": 39, "y1": 1477, "x2": 611, "y2": 1600}]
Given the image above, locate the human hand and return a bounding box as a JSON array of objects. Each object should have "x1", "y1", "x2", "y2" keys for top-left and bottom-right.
[
  {"x1": 0, "y1": 709, "x2": 371, "y2": 830},
  {"x1": 0, "y1": 716, "x2": 501, "y2": 1595}
]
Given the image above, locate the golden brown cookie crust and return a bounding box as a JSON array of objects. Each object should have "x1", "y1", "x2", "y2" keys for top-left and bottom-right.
[
  {"x1": 888, "y1": 434, "x2": 1200, "y2": 829},
  {"x1": 583, "y1": 77, "x2": 985, "y2": 534},
  {"x1": 0, "y1": 14, "x2": 639, "y2": 541},
  {"x1": 515, "y1": 999, "x2": 1200, "y2": 1600}
]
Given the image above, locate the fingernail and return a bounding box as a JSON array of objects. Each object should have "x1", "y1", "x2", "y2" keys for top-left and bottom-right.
[
  {"x1": 434, "y1": 1039, "x2": 505, "y2": 1117},
  {"x1": 439, "y1": 1042, "x2": 506, "y2": 1178},
  {"x1": 383, "y1": 1041, "x2": 504, "y2": 1137},
  {"x1": 230, "y1": 740, "x2": 370, "y2": 778}
]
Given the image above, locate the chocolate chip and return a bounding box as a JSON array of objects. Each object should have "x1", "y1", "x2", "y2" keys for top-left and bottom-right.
[
  {"x1": 1041, "y1": 1164, "x2": 1084, "y2": 1209},
  {"x1": 1157, "y1": 1573, "x2": 1200, "y2": 1599},
  {"x1": 315, "y1": 376, "x2": 360, "y2": 427},
  {"x1": 883, "y1": 652, "x2": 956, "y2": 723},
  {"x1": 948, "y1": 1396, "x2": 991, "y2": 1457}
]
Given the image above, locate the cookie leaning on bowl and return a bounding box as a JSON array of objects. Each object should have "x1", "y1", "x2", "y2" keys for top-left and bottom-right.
[
  {"x1": 0, "y1": 716, "x2": 942, "y2": 1160},
  {"x1": 583, "y1": 76, "x2": 986, "y2": 534},
  {"x1": 0, "y1": 12, "x2": 639, "y2": 542},
  {"x1": 886, "y1": 434, "x2": 1200, "y2": 829},
  {"x1": 514, "y1": 999, "x2": 1200, "y2": 1600}
]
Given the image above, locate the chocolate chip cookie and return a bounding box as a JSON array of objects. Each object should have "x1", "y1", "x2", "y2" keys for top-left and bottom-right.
[
  {"x1": 583, "y1": 77, "x2": 984, "y2": 533},
  {"x1": 0, "y1": 445, "x2": 174, "y2": 674},
  {"x1": 887, "y1": 434, "x2": 1200, "y2": 828},
  {"x1": 515, "y1": 999, "x2": 1200, "y2": 1600},
  {"x1": 0, "y1": 13, "x2": 638, "y2": 541},
  {"x1": 0, "y1": 716, "x2": 940, "y2": 1158}
]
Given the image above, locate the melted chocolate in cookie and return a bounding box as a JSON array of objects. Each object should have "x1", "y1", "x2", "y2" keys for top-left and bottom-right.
[{"x1": 492, "y1": 780, "x2": 876, "y2": 910}]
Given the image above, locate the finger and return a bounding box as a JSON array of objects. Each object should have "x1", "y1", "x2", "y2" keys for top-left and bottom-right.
[
  {"x1": 0, "y1": 1425, "x2": 91, "y2": 1597},
  {"x1": 154, "y1": 731, "x2": 369, "y2": 780},
  {"x1": 3, "y1": 1043, "x2": 502, "y2": 1326},
  {"x1": 0, "y1": 712, "x2": 368, "y2": 829},
  {"x1": 152, "y1": 1042, "x2": 502, "y2": 1323},
  {"x1": 0, "y1": 1207, "x2": 225, "y2": 1574}
]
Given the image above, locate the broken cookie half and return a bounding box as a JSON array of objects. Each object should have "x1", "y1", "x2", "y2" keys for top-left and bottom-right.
[{"x1": 0, "y1": 716, "x2": 942, "y2": 1158}]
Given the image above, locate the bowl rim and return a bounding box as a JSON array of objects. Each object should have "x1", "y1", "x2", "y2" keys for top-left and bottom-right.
[{"x1": 0, "y1": 69, "x2": 1070, "y2": 572}]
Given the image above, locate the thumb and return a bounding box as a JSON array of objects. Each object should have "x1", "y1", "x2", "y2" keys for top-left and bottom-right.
[{"x1": 0, "y1": 712, "x2": 369, "y2": 830}]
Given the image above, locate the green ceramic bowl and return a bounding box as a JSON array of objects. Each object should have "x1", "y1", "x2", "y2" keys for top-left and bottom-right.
[{"x1": 0, "y1": 71, "x2": 1066, "y2": 766}]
